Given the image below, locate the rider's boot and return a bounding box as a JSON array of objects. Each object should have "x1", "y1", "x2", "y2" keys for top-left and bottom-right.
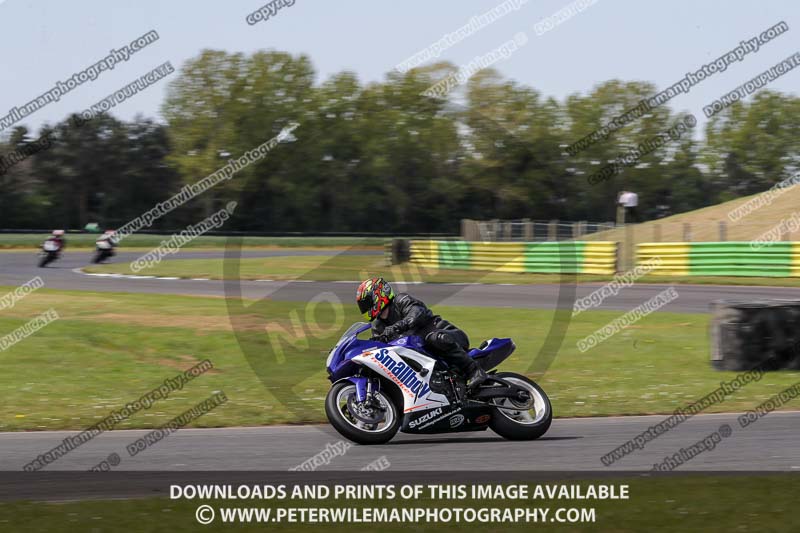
[{"x1": 465, "y1": 360, "x2": 487, "y2": 389}]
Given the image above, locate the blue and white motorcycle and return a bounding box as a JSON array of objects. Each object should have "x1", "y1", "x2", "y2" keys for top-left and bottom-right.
[{"x1": 325, "y1": 323, "x2": 552, "y2": 444}]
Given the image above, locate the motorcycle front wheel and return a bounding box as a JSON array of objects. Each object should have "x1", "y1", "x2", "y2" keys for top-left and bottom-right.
[
  {"x1": 325, "y1": 382, "x2": 400, "y2": 445},
  {"x1": 488, "y1": 372, "x2": 552, "y2": 440}
]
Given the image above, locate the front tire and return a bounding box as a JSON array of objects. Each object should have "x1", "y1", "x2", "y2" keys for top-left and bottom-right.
[
  {"x1": 325, "y1": 381, "x2": 401, "y2": 445},
  {"x1": 488, "y1": 372, "x2": 552, "y2": 440}
]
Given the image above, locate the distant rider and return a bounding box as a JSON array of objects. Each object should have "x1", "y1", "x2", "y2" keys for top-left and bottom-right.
[
  {"x1": 95, "y1": 230, "x2": 118, "y2": 256},
  {"x1": 96, "y1": 230, "x2": 117, "y2": 247},
  {"x1": 43, "y1": 230, "x2": 65, "y2": 251},
  {"x1": 356, "y1": 277, "x2": 487, "y2": 389}
]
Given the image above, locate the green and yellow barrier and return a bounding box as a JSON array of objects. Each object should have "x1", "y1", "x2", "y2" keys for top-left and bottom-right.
[
  {"x1": 637, "y1": 242, "x2": 800, "y2": 277},
  {"x1": 408, "y1": 240, "x2": 617, "y2": 275}
]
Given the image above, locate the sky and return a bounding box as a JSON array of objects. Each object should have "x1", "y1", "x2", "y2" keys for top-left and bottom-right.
[{"x1": 1, "y1": 0, "x2": 798, "y2": 139}]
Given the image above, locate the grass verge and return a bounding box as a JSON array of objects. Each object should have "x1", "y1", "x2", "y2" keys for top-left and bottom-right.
[
  {"x1": 85, "y1": 254, "x2": 800, "y2": 287},
  {"x1": 1, "y1": 287, "x2": 799, "y2": 431}
]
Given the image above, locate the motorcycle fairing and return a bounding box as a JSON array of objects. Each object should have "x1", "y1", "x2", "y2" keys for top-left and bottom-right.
[
  {"x1": 351, "y1": 346, "x2": 449, "y2": 411},
  {"x1": 401, "y1": 402, "x2": 493, "y2": 434}
]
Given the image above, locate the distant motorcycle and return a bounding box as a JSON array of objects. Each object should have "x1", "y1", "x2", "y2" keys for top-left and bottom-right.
[
  {"x1": 92, "y1": 231, "x2": 117, "y2": 264},
  {"x1": 92, "y1": 240, "x2": 114, "y2": 264},
  {"x1": 325, "y1": 322, "x2": 552, "y2": 444},
  {"x1": 38, "y1": 239, "x2": 62, "y2": 268}
]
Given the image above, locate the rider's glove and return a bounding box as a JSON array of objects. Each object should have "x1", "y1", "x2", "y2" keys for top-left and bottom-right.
[{"x1": 378, "y1": 325, "x2": 401, "y2": 342}]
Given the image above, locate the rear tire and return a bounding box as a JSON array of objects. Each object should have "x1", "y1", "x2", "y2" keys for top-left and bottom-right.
[
  {"x1": 488, "y1": 372, "x2": 552, "y2": 441},
  {"x1": 325, "y1": 381, "x2": 401, "y2": 445}
]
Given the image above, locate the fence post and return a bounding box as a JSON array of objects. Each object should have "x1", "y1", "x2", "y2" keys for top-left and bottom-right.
[
  {"x1": 461, "y1": 219, "x2": 480, "y2": 241},
  {"x1": 718, "y1": 221, "x2": 727, "y2": 241},
  {"x1": 490, "y1": 219, "x2": 499, "y2": 242},
  {"x1": 522, "y1": 218, "x2": 533, "y2": 242},
  {"x1": 503, "y1": 221, "x2": 512, "y2": 241},
  {"x1": 621, "y1": 221, "x2": 634, "y2": 272},
  {"x1": 548, "y1": 220, "x2": 558, "y2": 241},
  {"x1": 683, "y1": 222, "x2": 692, "y2": 242},
  {"x1": 573, "y1": 221, "x2": 586, "y2": 239}
]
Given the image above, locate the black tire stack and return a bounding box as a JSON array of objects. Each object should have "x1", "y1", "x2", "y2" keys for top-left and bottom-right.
[{"x1": 710, "y1": 299, "x2": 800, "y2": 371}]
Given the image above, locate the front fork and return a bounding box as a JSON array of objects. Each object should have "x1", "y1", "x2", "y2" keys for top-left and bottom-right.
[{"x1": 344, "y1": 376, "x2": 380, "y2": 403}]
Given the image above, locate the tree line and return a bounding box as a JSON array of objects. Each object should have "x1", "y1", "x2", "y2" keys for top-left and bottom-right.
[{"x1": 2, "y1": 49, "x2": 799, "y2": 233}]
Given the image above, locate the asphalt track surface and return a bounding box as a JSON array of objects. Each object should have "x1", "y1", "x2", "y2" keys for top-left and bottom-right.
[
  {"x1": 1, "y1": 412, "x2": 799, "y2": 473},
  {"x1": 3, "y1": 412, "x2": 800, "y2": 472},
  {"x1": 4, "y1": 249, "x2": 800, "y2": 312},
  {"x1": 2, "y1": 249, "x2": 799, "y2": 485}
]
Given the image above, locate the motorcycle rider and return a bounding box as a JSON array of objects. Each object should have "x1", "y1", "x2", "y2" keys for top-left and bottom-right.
[
  {"x1": 356, "y1": 277, "x2": 487, "y2": 389},
  {"x1": 44, "y1": 230, "x2": 65, "y2": 251},
  {"x1": 96, "y1": 229, "x2": 117, "y2": 248},
  {"x1": 94, "y1": 230, "x2": 118, "y2": 261}
]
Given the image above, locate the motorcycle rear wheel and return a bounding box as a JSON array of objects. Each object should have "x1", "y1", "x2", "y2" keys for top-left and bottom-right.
[
  {"x1": 488, "y1": 372, "x2": 552, "y2": 440},
  {"x1": 325, "y1": 382, "x2": 400, "y2": 445}
]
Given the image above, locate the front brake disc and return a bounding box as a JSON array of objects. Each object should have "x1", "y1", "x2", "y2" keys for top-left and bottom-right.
[{"x1": 346, "y1": 396, "x2": 385, "y2": 424}]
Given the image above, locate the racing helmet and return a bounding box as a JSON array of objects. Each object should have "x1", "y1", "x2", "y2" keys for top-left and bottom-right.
[
  {"x1": 52, "y1": 230, "x2": 65, "y2": 236},
  {"x1": 356, "y1": 277, "x2": 395, "y2": 321}
]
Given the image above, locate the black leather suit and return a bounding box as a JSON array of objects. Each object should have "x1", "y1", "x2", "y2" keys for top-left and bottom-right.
[{"x1": 371, "y1": 293, "x2": 473, "y2": 372}]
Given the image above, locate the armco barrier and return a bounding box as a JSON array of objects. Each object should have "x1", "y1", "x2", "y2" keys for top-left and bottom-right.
[
  {"x1": 408, "y1": 241, "x2": 617, "y2": 275},
  {"x1": 637, "y1": 242, "x2": 799, "y2": 277}
]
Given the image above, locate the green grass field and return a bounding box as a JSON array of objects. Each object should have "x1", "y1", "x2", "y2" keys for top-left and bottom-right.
[
  {"x1": 0, "y1": 233, "x2": 388, "y2": 250},
  {"x1": 2, "y1": 286, "x2": 799, "y2": 431},
  {"x1": 2, "y1": 475, "x2": 798, "y2": 532},
  {"x1": 85, "y1": 253, "x2": 800, "y2": 287}
]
